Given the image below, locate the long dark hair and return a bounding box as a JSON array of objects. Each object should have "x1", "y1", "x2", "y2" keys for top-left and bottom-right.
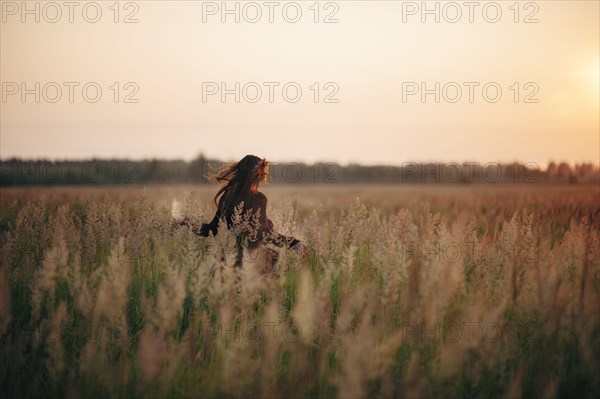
[{"x1": 209, "y1": 155, "x2": 269, "y2": 216}]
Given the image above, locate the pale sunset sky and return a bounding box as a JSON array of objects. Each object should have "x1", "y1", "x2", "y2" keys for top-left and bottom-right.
[{"x1": 1, "y1": 0, "x2": 598, "y2": 166}]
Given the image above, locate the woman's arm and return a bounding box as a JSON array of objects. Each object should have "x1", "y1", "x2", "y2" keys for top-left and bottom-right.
[
  {"x1": 189, "y1": 213, "x2": 219, "y2": 237},
  {"x1": 256, "y1": 194, "x2": 301, "y2": 249},
  {"x1": 176, "y1": 198, "x2": 222, "y2": 237},
  {"x1": 264, "y1": 218, "x2": 300, "y2": 248}
]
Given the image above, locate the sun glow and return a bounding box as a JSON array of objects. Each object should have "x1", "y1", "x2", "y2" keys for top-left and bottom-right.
[{"x1": 576, "y1": 58, "x2": 600, "y2": 95}]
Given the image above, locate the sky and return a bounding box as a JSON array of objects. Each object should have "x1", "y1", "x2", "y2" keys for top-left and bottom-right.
[{"x1": 1, "y1": 0, "x2": 599, "y2": 166}]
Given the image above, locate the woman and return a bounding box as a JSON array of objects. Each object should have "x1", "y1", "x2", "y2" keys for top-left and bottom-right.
[{"x1": 174, "y1": 155, "x2": 308, "y2": 264}]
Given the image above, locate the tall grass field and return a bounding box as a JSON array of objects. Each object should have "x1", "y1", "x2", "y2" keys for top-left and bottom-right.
[{"x1": 1, "y1": 185, "x2": 599, "y2": 398}]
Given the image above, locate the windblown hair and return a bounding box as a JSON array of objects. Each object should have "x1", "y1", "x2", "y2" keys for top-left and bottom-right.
[{"x1": 209, "y1": 155, "x2": 269, "y2": 217}]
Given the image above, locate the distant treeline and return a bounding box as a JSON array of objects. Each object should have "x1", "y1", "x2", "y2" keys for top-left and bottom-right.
[{"x1": 1, "y1": 155, "x2": 598, "y2": 186}]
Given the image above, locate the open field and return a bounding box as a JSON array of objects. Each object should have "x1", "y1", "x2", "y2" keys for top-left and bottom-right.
[{"x1": 1, "y1": 184, "x2": 599, "y2": 398}]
